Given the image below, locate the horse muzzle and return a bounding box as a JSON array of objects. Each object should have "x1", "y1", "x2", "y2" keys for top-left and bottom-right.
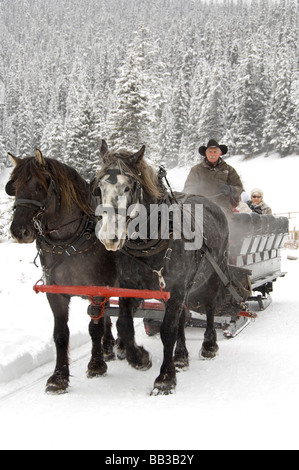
[
  {"x1": 10, "y1": 222, "x2": 36, "y2": 244},
  {"x1": 95, "y1": 213, "x2": 127, "y2": 252},
  {"x1": 99, "y1": 236, "x2": 125, "y2": 252}
]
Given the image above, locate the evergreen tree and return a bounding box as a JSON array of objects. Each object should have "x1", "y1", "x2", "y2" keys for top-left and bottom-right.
[
  {"x1": 197, "y1": 69, "x2": 226, "y2": 145},
  {"x1": 169, "y1": 70, "x2": 190, "y2": 166},
  {"x1": 233, "y1": 39, "x2": 270, "y2": 156},
  {"x1": 65, "y1": 91, "x2": 100, "y2": 180},
  {"x1": 41, "y1": 114, "x2": 66, "y2": 160},
  {"x1": 263, "y1": 42, "x2": 298, "y2": 157},
  {"x1": 0, "y1": 0, "x2": 298, "y2": 168},
  {"x1": 18, "y1": 92, "x2": 34, "y2": 157},
  {"x1": 106, "y1": 26, "x2": 152, "y2": 155},
  {"x1": 0, "y1": 133, "x2": 6, "y2": 171}
]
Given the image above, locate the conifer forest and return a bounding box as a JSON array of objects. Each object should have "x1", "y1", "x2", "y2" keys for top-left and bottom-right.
[{"x1": 0, "y1": 0, "x2": 298, "y2": 179}]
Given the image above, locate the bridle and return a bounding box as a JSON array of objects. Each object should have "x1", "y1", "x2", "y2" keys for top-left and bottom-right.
[
  {"x1": 11, "y1": 176, "x2": 61, "y2": 237},
  {"x1": 7, "y1": 174, "x2": 59, "y2": 212},
  {"x1": 6, "y1": 174, "x2": 90, "y2": 244}
]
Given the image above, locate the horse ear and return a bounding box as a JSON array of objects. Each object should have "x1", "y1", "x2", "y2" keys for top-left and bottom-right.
[
  {"x1": 100, "y1": 140, "x2": 109, "y2": 159},
  {"x1": 132, "y1": 145, "x2": 146, "y2": 164},
  {"x1": 36, "y1": 149, "x2": 46, "y2": 166},
  {"x1": 8, "y1": 153, "x2": 21, "y2": 167}
]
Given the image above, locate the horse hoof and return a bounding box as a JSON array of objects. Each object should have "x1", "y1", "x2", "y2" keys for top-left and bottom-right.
[
  {"x1": 46, "y1": 376, "x2": 69, "y2": 395},
  {"x1": 116, "y1": 348, "x2": 126, "y2": 361},
  {"x1": 133, "y1": 355, "x2": 152, "y2": 371},
  {"x1": 87, "y1": 361, "x2": 107, "y2": 378},
  {"x1": 103, "y1": 350, "x2": 116, "y2": 362},
  {"x1": 200, "y1": 344, "x2": 219, "y2": 360},
  {"x1": 46, "y1": 384, "x2": 68, "y2": 395},
  {"x1": 151, "y1": 383, "x2": 176, "y2": 396},
  {"x1": 151, "y1": 373, "x2": 176, "y2": 396},
  {"x1": 87, "y1": 370, "x2": 107, "y2": 379},
  {"x1": 128, "y1": 347, "x2": 152, "y2": 371},
  {"x1": 174, "y1": 354, "x2": 189, "y2": 371}
]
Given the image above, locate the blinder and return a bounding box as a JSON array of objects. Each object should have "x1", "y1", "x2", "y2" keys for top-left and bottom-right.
[
  {"x1": 5, "y1": 180, "x2": 16, "y2": 197},
  {"x1": 106, "y1": 168, "x2": 122, "y2": 185}
]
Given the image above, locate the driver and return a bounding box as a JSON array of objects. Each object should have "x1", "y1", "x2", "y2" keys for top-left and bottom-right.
[{"x1": 183, "y1": 139, "x2": 243, "y2": 219}]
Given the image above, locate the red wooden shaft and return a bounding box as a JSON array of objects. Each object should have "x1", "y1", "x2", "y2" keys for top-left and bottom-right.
[{"x1": 33, "y1": 282, "x2": 170, "y2": 302}]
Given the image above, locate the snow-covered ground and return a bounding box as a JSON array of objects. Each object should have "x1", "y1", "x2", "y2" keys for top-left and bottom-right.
[{"x1": 0, "y1": 153, "x2": 299, "y2": 451}]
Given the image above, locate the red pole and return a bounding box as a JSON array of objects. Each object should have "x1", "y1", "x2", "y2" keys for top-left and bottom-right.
[{"x1": 33, "y1": 281, "x2": 171, "y2": 303}]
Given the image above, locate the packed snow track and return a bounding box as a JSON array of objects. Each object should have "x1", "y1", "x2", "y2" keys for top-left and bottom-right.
[{"x1": 0, "y1": 243, "x2": 299, "y2": 450}]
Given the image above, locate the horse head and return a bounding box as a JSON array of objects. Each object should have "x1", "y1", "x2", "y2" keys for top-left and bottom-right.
[
  {"x1": 5, "y1": 150, "x2": 55, "y2": 243},
  {"x1": 95, "y1": 140, "x2": 163, "y2": 252},
  {"x1": 6, "y1": 150, "x2": 91, "y2": 244}
]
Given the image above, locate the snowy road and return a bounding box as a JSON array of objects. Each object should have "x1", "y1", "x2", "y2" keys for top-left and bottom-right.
[{"x1": 0, "y1": 243, "x2": 298, "y2": 450}]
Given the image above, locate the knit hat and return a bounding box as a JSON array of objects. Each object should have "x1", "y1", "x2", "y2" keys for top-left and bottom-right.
[{"x1": 251, "y1": 188, "x2": 264, "y2": 198}]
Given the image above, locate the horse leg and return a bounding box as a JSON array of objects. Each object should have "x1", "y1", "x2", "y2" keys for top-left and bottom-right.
[
  {"x1": 117, "y1": 298, "x2": 152, "y2": 371},
  {"x1": 174, "y1": 307, "x2": 189, "y2": 371},
  {"x1": 200, "y1": 300, "x2": 219, "y2": 360},
  {"x1": 87, "y1": 318, "x2": 108, "y2": 378},
  {"x1": 102, "y1": 317, "x2": 116, "y2": 361},
  {"x1": 46, "y1": 294, "x2": 71, "y2": 394},
  {"x1": 116, "y1": 337, "x2": 126, "y2": 360},
  {"x1": 152, "y1": 295, "x2": 184, "y2": 395}
]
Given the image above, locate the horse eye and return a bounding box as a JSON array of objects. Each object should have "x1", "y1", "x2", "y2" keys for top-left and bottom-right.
[{"x1": 124, "y1": 186, "x2": 130, "y2": 193}]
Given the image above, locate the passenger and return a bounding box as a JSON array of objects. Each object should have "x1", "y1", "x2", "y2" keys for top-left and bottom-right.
[
  {"x1": 183, "y1": 139, "x2": 243, "y2": 219},
  {"x1": 247, "y1": 188, "x2": 272, "y2": 215},
  {"x1": 236, "y1": 196, "x2": 252, "y2": 214}
]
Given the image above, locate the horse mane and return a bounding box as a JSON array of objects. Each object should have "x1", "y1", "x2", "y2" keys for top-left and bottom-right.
[
  {"x1": 11, "y1": 157, "x2": 92, "y2": 215},
  {"x1": 97, "y1": 149, "x2": 164, "y2": 201}
]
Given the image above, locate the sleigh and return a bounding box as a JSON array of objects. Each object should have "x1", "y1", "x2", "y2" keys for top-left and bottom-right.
[{"x1": 34, "y1": 212, "x2": 288, "y2": 339}]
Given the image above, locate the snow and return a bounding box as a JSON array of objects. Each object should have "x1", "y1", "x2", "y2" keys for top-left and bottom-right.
[{"x1": 0, "y1": 154, "x2": 299, "y2": 451}]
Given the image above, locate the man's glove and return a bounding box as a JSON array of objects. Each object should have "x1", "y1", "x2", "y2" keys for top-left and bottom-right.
[{"x1": 218, "y1": 184, "x2": 231, "y2": 196}]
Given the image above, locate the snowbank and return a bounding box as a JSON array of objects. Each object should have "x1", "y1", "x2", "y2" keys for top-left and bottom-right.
[{"x1": 0, "y1": 242, "x2": 90, "y2": 384}]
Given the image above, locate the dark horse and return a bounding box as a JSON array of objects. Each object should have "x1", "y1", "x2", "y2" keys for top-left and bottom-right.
[
  {"x1": 95, "y1": 141, "x2": 230, "y2": 395},
  {"x1": 5, "y1": 150, "x2": 117, "y2": 394}
]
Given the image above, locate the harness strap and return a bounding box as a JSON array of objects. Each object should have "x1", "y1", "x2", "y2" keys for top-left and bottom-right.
[
  {"x1": 121, "y1": 237, "x2": 174, "y2": 290},
  {"x1": 202, "y1": 246, "x2": 244, "y2": 304},
  {"x1": 14, "y1": 198, "x2": 46, "y2": 210}
]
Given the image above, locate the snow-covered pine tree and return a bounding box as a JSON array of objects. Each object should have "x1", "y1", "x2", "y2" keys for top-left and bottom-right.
[
  {"x1": 263, "y1": 42, "x2": 298, "y2": 157},
  {"x1": 197, "y1": 69, "x2": 226, "y2": 146},
  {"x1": 106, "y1": 26, "x2": 152, "y2": 157},
  {"x1": 0, "y1": 0, "x2": 298, "y2": 167},
  {"x1": 41, "y1": 115, "x2": 66, "y2": 161},
  {"x1": 65, "y1": 91, "x2": 100, "y2": 181},
  {"x1": 233, "y1": 38, "x2": 269, "y2": 157},
  {"x1": 17, "y1": 92, "x2": 34, "y2": 158}
]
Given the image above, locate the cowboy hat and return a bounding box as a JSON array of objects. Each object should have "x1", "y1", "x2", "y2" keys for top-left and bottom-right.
[{"x1": 198, "y1": 139, "x2": 228, "y2": 156}]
